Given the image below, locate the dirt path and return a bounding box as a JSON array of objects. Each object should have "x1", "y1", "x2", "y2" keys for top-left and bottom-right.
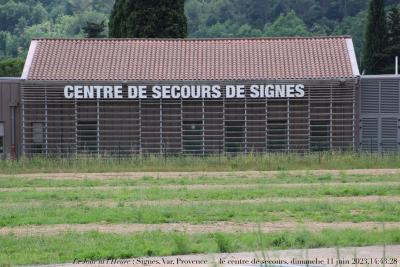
[
  {"x1": 2, "y1": 221, "x2": 399, "y2": 237},
  {"x1": 2, "y1": 196, "x2": 400, "y2": 208},
  {"x1": 1, "y1": 168, "x2": 400, "y2": 180},
  {"x1": 1, "y1": 181, "x2": 399, "y2": 192},
  {"x1": 44, "y1": 245, "x2": 400, "y2": 267}
]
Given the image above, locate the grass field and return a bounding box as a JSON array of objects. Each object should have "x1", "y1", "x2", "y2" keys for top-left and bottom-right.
[
  {"x1": 1, "y1": 152, "x2": 400, "y2": 174},
  {"x1": 1, "y1": 166, "x2": 400, "y2": 265}
]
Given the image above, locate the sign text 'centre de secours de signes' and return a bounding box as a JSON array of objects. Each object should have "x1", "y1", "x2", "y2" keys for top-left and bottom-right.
[{"x1": 64, "y1": 84, "x2": 305, "y2": 99}]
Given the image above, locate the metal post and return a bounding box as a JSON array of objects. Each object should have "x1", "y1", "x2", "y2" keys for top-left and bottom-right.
[
  {"x1": 164, "y1": 140, "x2": 167, "y2": 164},
  {"x1": 396, "y1": 56, "x2": 398, "y2": 75},
  {"x1": 74, "y1": 98, "x2": 78, "y2": 156},
  {"x1": 160, "y1": 98, "x2": 163, "y2": 155},
  {"x1": 352, "y1": 81, "x2": 357, "y2": 151},
  {"x1": 21, "y1": 86, "x2": 26, "y2": 157},
  {"x1": 265, "y1": 96, "x2": 268, "y2": 153},
  {"x1": 330, "y1": 84, "x2": 333, "y2": 150},
  {"x1": 180, "y1": 97, "x2": 183, "y2": 154},
  {"x1": 44, "y1": 87, "x2": 48, "y2": 155},
  {"x1": 10, "y1": 106, "x2": 16, "y2": 160},
  {"x1": 245, "y1": 96, "x2": 248, "y2": 153},
  {"x1": 308, "y1": 86, "x2": 311, "y2": 152},
  {"x1": 223, "y1": 92, "x2": 226, "y2": 155},
  {"x1": 96, "y1": 98, "x2": 100, "y2": 156},
  {"x1": 139, "y1": 99, "x2": 142, "y2": 155},
  {"x1": 202, "y1": 98, "x2": 205, "y2": 155},
  {"x1": 287, "y1": 98, "x2": 290, "y2": 152}
]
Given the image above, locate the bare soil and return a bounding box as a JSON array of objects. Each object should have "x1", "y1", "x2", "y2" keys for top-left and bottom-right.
[
  {"x1": 2, "y1": 196, "x2": 400, "y2": 208},
  {"x1": 1, "y1": 221, "x2": 399, "y2": 237},
  {"x1": 1, "y1": 168, "x2": 399, "y2": 180},
  {"x1": 1, "y1": 181, "x2": 399, "y2": 192},
  {"x1": 51, "y1": 245, "x2": 400, "y2": 267}
]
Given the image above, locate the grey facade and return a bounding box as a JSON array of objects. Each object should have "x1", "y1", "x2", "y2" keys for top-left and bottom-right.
[
  {"x1": 2, "y1": 75, "x2": 400, "y2": 156},
  {"x1": 360, "y1": 75, "x2": 400, "y2": 152},
  {"x1": 20, "y1": 79, "x2": 357, "y2": 156},
  {"x1": 0, "y1": 79, "x2": 21, "y2": 159}
]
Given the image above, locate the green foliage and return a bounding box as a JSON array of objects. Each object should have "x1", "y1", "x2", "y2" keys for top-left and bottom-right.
[
  {"x1": 334, "y1": 10, "x2": 368, "y2": 62},
  {"x1": 109, "y1": 0, "x2": 187, "y2": 38},
  {"x1": 2, "y1": 152, "x2": 400, "y2": 174},
  {"x1": 362, "y1": 0, "x2": 388, "y2": 74},
  {"x1": 383, "y1": 6, "x2": 400, "y2": 74},
  {"x1": 1, "y1": 229, "x2": 400, "y2": 265},
  {"x1": 0, "y1": 57, "x2": 24, "y2": 76},
  {"x1": 264, "y1": 10, "x2": 311, "y2": 37},
  {"x1": 213, "y1": 233, "x2": 233, "y2": 253},
  {"x1": 0, "y1": 0, "x2": 48, "y2": 33},
  {"x1": 387, "y1": 6, "x2": 400, "y2": 46},
  {"x1": 0, "y1": 0, "x2": 398, "y2": 72},
  {"x1": 0, "y1": 31, "x2": 19, "y2": 58},
  {"x1": 83, "y1": 20, "x2": 106, "y2": 38},
  {"x1": 108, "y1": 0, "x2": 125, "y2": 38}
]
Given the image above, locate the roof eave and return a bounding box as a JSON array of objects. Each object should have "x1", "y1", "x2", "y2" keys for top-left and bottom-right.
[
  {"x1": 345, "y1": 38, "x2": 360, "y2": 77},
  {"x1": 21, "y1": 40, "x2": 38, "y2": 80}
]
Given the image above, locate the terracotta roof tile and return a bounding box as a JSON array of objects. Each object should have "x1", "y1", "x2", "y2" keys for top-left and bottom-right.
[{"x1": 24, "y1": 37, "x2": 358, "y2": 81}]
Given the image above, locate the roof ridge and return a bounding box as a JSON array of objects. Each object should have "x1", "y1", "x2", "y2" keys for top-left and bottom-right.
[{"x1": 32, "y1": 36, "x2": 352, "y2": 42}]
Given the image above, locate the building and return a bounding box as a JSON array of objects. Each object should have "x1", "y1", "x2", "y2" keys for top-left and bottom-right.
[
  {"x1": 360, "y1": 75, "x2": 400, "y2": 152},
  {"x1": 2, "y1": 35, "x2": 394, "y2": 158}
]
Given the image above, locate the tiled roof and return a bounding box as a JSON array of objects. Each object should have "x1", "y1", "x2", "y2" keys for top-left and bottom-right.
[{"x1": 23, "y1": 37, "x2": 359, "y2": 81}]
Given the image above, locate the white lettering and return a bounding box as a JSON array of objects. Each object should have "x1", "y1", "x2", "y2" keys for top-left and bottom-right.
[
  {"x1": 103, "y1": 86, "x2": 113, "y2": 99},
  {"x1": 152, "y1": 86, "x2": 162, "y2": 99},
  {"x1": 211, "y1": 85, "x2": 222, "y2": 98},
  {"x1": 83, "y1": 86, "x2": 94, "y2": 99},
  {"x1": 75, "y1": 86, "x2": 83, "y2": 99},
  {"x1": 237, "y1": 85, "x2": 245, "y2": 98},
  {"x1": 64, "y1": 85, "x2": 74, "y2": 99},
  {"x1": 287, "y1": 85, "x2": 295, "y2": 97},
  {"x1": 295, "y1": 84, "x2": 305, "y2": 97},
  {"x1": 62, "y1": 84, "x2": 305, "y2": 99},
  {"x1": 250, "y1": 85, "x2": 260, "y2": 98},
  {"x1": 181, "y1": 85, "x2": 191, "y2": 99},
  {"x1": 226, "y1": 85, "x2": 236, "y2": 98},
  {"x1": 114, "y1": 85, "x2": 123, "y2": 99}
]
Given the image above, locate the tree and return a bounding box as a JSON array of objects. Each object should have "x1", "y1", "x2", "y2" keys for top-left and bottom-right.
[
  {"x1": 334, "y1": 10, "x2": 368, "y2": 62},
  {"x1": 383, "y1": 6, "x2": 400, "y2": 73},
  {"x1": 0, "y1": 31, "x2": 18, "y2": 58},
  {"x1": 83, "y1": 20, "x2": 106, "y2": 38},
  {"x1": 361, "y1": 0, "x2": 388, "y2": 74},
  {"x1": 66, "y1": 0, "x2": 94, "y2": 13},
  {"x1": 387, "y1": 6, "x2": 400, "y2": 47},
  {"x1": 0, "y1": 1, "x2": 48, "y2": 33},
  {"x1": 109, "y1": 0, "x2": 187, "y2": 38},
  {"x1": 264, "y1": 10, "x2": 311, "y2": 37},
  {"x1": 0, "y1": 57, "x2": 24, "y2": 77},
  {"x1": 108, "y1": 0, "x2": 126, "y2": 38}
]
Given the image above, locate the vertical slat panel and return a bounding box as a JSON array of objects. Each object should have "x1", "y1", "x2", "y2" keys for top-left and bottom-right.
[
  {"x1": 360, "y1": 77, "x2": 400, "y2": 152},
  {"x1": 21, "y1": 80, "x2": 356, "y2": 156},
  {"x1": 381, "y1": 80, "x2": 399, "y2": 113},
  {"x1": 361, "y1": 79, "x2": 379, "y2": 114}
]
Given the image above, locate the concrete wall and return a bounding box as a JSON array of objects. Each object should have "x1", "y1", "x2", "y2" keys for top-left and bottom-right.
[{"x1": 0, "y1": 79, "x2": 21, "y2": 158}]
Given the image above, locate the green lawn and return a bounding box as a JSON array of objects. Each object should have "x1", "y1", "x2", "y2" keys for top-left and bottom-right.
[
  {"x1": 1, "y1": 184, "x2": 399, "y2": 202},
  {"x1": 1, "y1": 173, "x2": 399, "y2": 188},
  {"x1": 1, "y1": 152, "x2": 400, "y2": 174},
  {"x1": 0, "y1": 170, "x2": 400, "y2": 265},
  {"x1": 1, "y1": 229, "x2": 400, "y2": 265}
]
